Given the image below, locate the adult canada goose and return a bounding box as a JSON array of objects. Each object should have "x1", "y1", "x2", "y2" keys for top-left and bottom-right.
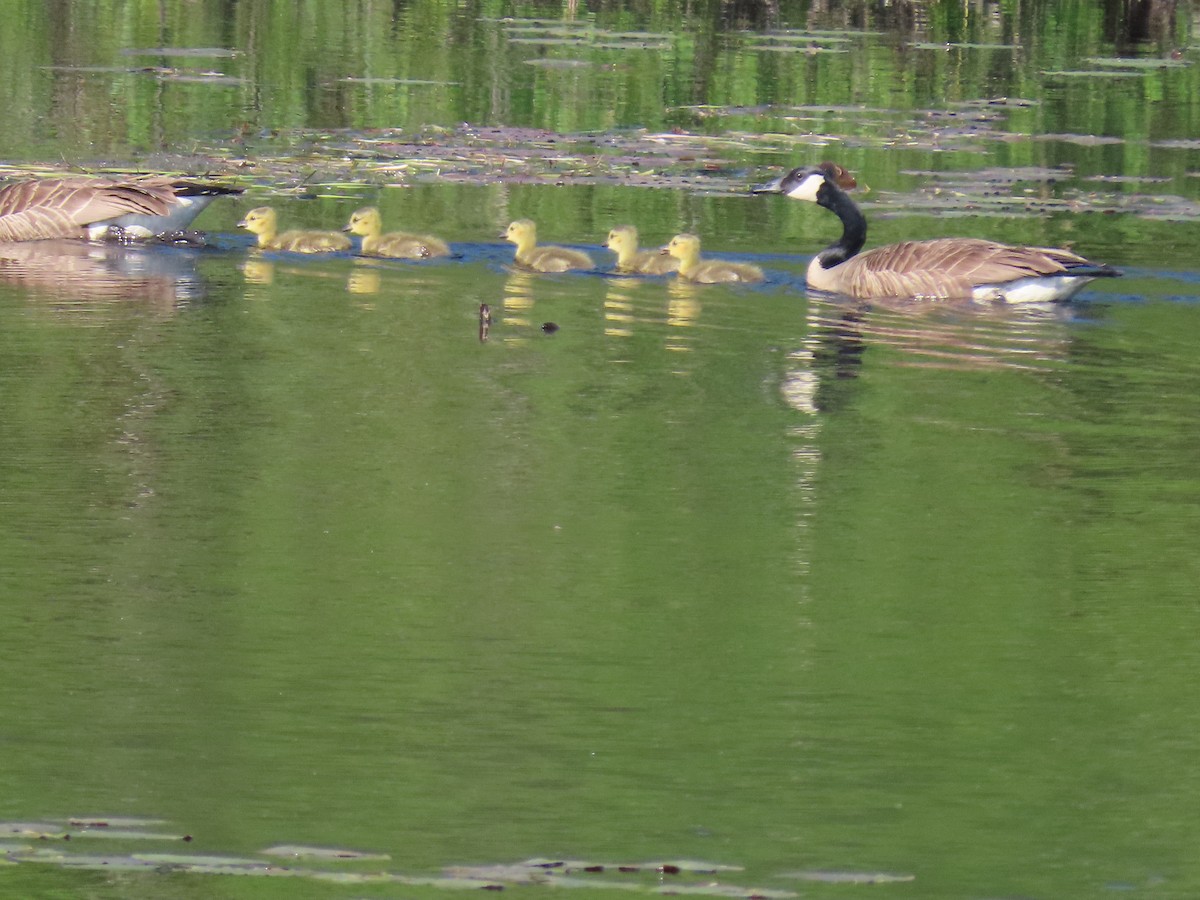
[
  {"x1": 606, "y1": 225, "x2": 678, "y2": 275},
  {"x1": 502, "y1": 219, "x2": 593, "y2": 272},
  {"x1": 0, "y1": 175, "x2": 242, "y2": 242},
  {"x1": 238, "y1": 206, "x2": 351, "y2": 253},
  {"x1": 664, "y1": 233, "x2": 764, "y2": 284},
  {"x1": 343, "y1": 207, "x2": 450, "y2": 259},
  {"x1": 752, "y1": 162, "x2": 1121, "y2": 302}
]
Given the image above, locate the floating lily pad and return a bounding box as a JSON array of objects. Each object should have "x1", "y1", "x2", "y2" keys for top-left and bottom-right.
[
  {"x1": 508, "y1": 36, "x2": 591, "y2": 46},
  {"x1": 155, "y1": 73, "x2": 243, "y2": 85},
  {"x1": 1042, "y1": 69, "x2": 1146, "y2": 77},
  {"x1": 65, "y1": 816, "x2": 169, "y2": 829},
  {"x1": 41, "y1": 65, "x2": 136, "y2": 74},
  {"x1": 261, "y1": 844, "x2": 390, "y2": 861},
  {"x1": 751, "y1": 33, "x2": 852, "y2": 45},
  {"x1": 750, "y1": 45, "x2": 847, "y2": 54},
  {"x1": 119, "y1": 47, "x2": 239, "y2": 57},
  {"x1": 68, "y1": 829, "x2": 191, "y2": 841},
  {"x1": 522, "y1": 857, "x2": 744, "y2": 874},
  {"x1": 340, "y1": 77, "x2": 458, "y2": 85},
  {"x1": 130, "y1": 853, "x2": 269, "y2": 867},
  {"x1": 1036, "y1": 133, "x2": 1125, "y2": 146},
  {"x1": 0, "y1": 821, "x2": 68, "y2": 838},
  {"x1": 910, "y1": 41, "x2": 1016, "y2": 50},
  {"x1": 1084, "y1": 56, "x2": 1189, "y2": 69},
  {"x1": 523, "y1": 58, "x2": 593, "y2": 68},
  {"x1": 780, "y1": 870, "x2": 916, "y2": 883}
]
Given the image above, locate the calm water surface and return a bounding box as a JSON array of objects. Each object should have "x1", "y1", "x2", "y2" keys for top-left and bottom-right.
[{"x1": 3, "y1": 4, "x2": 1200, "y2": 899}]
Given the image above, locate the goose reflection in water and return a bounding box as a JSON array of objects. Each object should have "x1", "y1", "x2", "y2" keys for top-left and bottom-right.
[
  {"x1": 781, "y1": 293, "x2": 1076, "y2": 416},
  {"x1": 0, "y1": 239, "x2": 204, "y2": 312}
]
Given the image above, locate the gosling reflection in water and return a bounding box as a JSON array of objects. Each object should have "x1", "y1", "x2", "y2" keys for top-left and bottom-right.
[
  {"x1": 600, "y1": 277, "x2": 701, "y2": 357},
  {"x1": 241, "y1": 255, "x2": 415, "y2": 297},
  {"x1": 0, "y1": 239, "x2": 204, "y2": 311}
]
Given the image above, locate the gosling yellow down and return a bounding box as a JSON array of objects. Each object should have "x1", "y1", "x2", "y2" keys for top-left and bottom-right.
[
  {"x1": 606, "y1": 225, "x2": 678, "y2": 275},
  {"x1": 503, "y1": 219, "x2": 593, "y2": 273},
  {"x1": 238, "y1": 206, "x2": 350, "y2": 253},
  {"x1": 665, "y1": 233, "x2": 764, "y2": 284},
  {"x1": 344, "y1": 207, "x2": 450, "y2": 259}
]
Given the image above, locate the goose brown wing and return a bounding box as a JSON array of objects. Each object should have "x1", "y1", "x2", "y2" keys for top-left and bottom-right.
[
  {"x1": 838, "y1": 239, "x2": 1085, "y2": 300},
  {"x1": 0, "y1": 177, "x2": 178, "y2": 241}
]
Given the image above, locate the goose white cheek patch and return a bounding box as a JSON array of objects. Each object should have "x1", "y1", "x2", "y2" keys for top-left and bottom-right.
[{"x1": 787, "y1": 172, "x2": 826, "y2": 202}]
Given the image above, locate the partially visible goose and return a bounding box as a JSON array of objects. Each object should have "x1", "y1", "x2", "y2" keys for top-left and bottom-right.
[
  {"x1": 503, "y1": 219, "x2": 593, "y2": 272},
  {"x1": 238, "y1": 206, "x2": 351, "y2": 253},
  {"x1": 606, "y1": 225, "x2": 678, "y2": 275},
  {"x1": 0, "y1": 175, "x2": 242, "y2": 242},
  {"x1": 664, "y1": 233, "x2": 764, "y2": 284},
  {"x1": 752, "y1": 162, "x2": 1121, "y2": 302},
  {"x1": 344, "y1": 207, "x2": 450, "y2": 259}
]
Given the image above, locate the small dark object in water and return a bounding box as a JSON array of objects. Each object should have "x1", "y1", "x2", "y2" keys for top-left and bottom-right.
[
  {"x1": 583, "y1": 865, "x2": 604, "y2": 872},
  {"x1": 183, "y1": 834, "x2": 193, "y2": 842},
  {"x1": 658, "y1": 864, "x2": 681, "y2": 875},
  {"x1": 479, "y1": 303, "x2": 491, "y2": 342},
  {"x1": 541, "y1": 322, "x2": 559, "y2": 333},
  {"x1": 102, "y1": 224, "x2": 133, "y2": 244},
  {"x1": 154, "y1": 229, "x2": 208, "y2": 246}
]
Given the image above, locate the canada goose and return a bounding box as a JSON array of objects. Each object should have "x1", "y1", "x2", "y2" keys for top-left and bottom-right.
[
  {"x1": 664, "y1": 233, "x2": 764, "y2": 284},
  {"x1": 238, "y1": 206, "x2": 351, "y2": 253},
  {"x1": 752, "y1": 162, "x2": 1121, "y2": 302},
  {"x1": 0, "y1": 175, "x2": 242, "y2": 242},
  {"x1": 606, "y1": 225, "x2": 678, "y2": 275},
  {"x1": 343, "y1": 207, "x2": 450, "y2": 259},
  {"x1": 503, "y1": 219, "x2": 593, "y2": 272}
]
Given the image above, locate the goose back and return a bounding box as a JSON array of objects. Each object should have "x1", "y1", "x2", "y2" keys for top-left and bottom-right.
[
  {"x1": 0, "y1": 176, "x2": 242, "y2": 242},
  {"x1": 810, "y1": 238, "x2": 1112, "y2": 301}
]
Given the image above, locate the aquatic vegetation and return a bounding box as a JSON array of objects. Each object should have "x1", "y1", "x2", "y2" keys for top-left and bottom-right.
[{"x1": 1, "y1": 817, "x2": 874, "y2": 897}]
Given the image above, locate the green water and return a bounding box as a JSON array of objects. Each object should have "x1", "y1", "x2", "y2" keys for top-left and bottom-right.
[{"x1": 3, "y1": 3, "x2": 1200, "y2": 899}]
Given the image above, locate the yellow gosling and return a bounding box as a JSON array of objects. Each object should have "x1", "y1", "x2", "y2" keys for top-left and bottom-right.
[
  {"x1": 665, "y1": 233, "x2": 764, "y2": 284},
  {"x1": 344, "y1": 207, "x2": 450, "y2": 259},
  {"x1": 503, "y1": 219, "x2": 593, "y2": 273},
  {"x1": 238, "y1": 206, "x2": 350, "y2": 253},
  {"x1": 606, "y1": 225, "x2": 678, "y2": 275}
]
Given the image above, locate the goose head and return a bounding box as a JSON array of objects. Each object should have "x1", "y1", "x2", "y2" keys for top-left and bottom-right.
[{"x1": 752, "y1": 162, "x2": 857, "y2": 206}]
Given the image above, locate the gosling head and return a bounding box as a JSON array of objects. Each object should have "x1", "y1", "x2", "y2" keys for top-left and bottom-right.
[
  {"x1": 503, "y1": 219, "x2": 536, "y2": 244},
  {"x1": 606, "y1": 225, "x2": 637, "y2": 252},
  {"x1": 664, "y1": 233, "x2": 701, "y2": 261},
  {"x1": 237, "y1": 206, "x2": 277, "y2": 235},
  {"x1": 344, "y1": 206, "x2": 382, "y2": 236}
]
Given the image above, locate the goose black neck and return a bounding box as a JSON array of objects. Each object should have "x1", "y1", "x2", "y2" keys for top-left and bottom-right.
[{"x1": 817, "y1": 179, "x2": 867, "y2": 269}]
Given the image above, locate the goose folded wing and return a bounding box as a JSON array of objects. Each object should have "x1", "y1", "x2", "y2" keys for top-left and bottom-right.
[{"x1": 0, "y1": 178, "x2": 177, "y2": 240}]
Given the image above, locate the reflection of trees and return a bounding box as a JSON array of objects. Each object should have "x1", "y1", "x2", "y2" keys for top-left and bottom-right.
[{"x1": 1103, "y1": 0, "x2": 1180, "y2": 52}]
